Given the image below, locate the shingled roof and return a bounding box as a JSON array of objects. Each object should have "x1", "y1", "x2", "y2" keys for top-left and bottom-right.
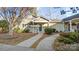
[{"x1": 62, "y1": 13, "x2": 79, "y2": 21}]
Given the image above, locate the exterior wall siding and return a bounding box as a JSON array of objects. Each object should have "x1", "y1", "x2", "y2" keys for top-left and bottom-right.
[{"x1": 50, "y1": 23, "x2": 64, "y2": 32}]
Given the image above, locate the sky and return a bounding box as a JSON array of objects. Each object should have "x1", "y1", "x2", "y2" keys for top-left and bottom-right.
[{"x1": 37, "y1": 7, "x2": 79, "y2": 20}]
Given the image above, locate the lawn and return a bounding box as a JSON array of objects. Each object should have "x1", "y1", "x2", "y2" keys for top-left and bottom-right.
[{"x1": 0, "y1": 33, "x2": 36, "y2": 45}]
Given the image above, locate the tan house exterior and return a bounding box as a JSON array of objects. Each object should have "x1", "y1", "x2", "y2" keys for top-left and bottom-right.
[{"x1": 14, "y1": 15, "x2": 65, "y2": 33}]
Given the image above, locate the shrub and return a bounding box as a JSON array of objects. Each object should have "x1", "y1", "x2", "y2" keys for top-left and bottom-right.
[
  {"x1": 56, "y1": 30, "x2": 58, "y2": 33},
  {"x1": 0, "y1": 20, "x2": 9, "y2": 33},
  {"x1": 58, "y1": 36, "x2": 64, "y2": 42},
  {"x1": 69, "y1": 32, "x2": 76, "y2": 42},
  {"x1": 60, "y1": 31, "x2": 62, "y2": 32},
  {"x1": 55, "y1": 32, "x2": 79, "y2": 50},
  {"x1": 14, "y1": 27, "x2": 20, "y2": 32},
  {"x1": 58, "y1": 36, "x2": 74, "y2": 44},
  {"x1": 58, "y1": 32, "x2": 79, "y2": 44},
  {"x1": 23, "y1": 29, "x2": 30, "y2": 33},
  {"x1": 52, "y1": 28, "x2": 56, "y2": 32},
  {"x1": 44, "y1": 27, "x2": 53, "y2": 34},
  {"x1": 63, "y1": 37, "x2": 74, "y2": 44},
  {"x1": 14, "y1": 27, "x2": 23, "y2": 33},
  {"x1": 69, "y1": 32, "x2": 79, "y2": 42},
  {"x1": 60, "y1": 32, "x2": 69, "y2": 37}
]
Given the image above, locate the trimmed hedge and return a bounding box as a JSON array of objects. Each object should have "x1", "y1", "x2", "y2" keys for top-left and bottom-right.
[
  {"x1": 44, "y1": 27, "x2": 53, "y2": 34},
  {"x1": 52, "y1": 28, "x2": 56, "y2": 32},
  {"x1": 44, "y1": 27, "x2": 56, "y2": 35}
]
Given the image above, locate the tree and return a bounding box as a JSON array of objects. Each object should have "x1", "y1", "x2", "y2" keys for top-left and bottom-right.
[{"x1": 0, "y1": 7, "x2": 36, "y2": 36}]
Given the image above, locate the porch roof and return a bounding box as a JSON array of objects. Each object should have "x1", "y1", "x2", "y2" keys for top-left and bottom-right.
[
  {"x1": 62, "y1": 13, "x2": 79, "y2": 21},
  {"x1": 50, "y1": 19, "x2": 62, "y2": 23},
  {"x1": 34, "y1": 17, "x2": 48, "y2": 23}
]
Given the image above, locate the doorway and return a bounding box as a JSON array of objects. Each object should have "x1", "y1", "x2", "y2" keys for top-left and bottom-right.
[{"x1": 39, "y1": 24, "x2": 42, "y2": 32}]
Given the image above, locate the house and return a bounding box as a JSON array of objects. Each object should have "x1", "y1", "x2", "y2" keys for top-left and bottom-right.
[
  {"x1": 16, "y1": 15, "x2": 65, "y2": 33},
  {"x1": 49, "y1": 19, "x2": 64, "y2": 32},
  {"x1": 16, "y1": 13, "x2": 79, "y2": 33},
  {"x1": 20, "y1": 16, "x2": 49, "y2": 33},
  {"x1": 25, "y1": 13, "x2": 79, "y2": 33},
  {"x1": 62, "y1": 14, "x2": 79, "y2": 32}
]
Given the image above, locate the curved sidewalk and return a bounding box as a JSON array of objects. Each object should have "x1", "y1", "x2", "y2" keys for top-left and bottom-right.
[
  {"x1": 17, "y1": 33, "x2": 43, "y2": 47},
  {"x1": 36, "y1": 34, "x2": 59, "y2": 51},
  {"x1": 0, "y1": 44, "x2": 35, "y2": 51}
]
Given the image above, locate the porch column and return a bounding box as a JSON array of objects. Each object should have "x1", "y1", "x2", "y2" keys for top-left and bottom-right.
[
  {"x1": 69, "y1": 20, "x2": 73, "y2": 32},
  {"x1": 47, "y1": 20, "x2": 50, "y2": 27},
  {"x1": 32, "y1": 17, "x2": 35, "y2": 33},
  {"x1": 63, "y1": 22, "x2": 65, "y2": 32}
]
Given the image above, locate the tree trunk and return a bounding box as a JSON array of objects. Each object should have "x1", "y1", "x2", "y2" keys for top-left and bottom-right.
[{"x1": 8, "y1": 22, "x2": 13, "y2": 36}]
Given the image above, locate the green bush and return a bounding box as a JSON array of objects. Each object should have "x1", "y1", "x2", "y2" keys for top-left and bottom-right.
[
  {"x1": 44, "y1": 27, "x2": 53, "y2": 34},
  {"x1": 14, "y1": 27, "x2": 20, "y2": 32},
  {"x1": 58, "y1": 36, "x2": 74, "y2": 44},
  {"x1": 52, "y1": 28, "x2": 56, "y2": 32},
  {"x1": 63, "y1": 37, "x2": 74, "y2": 44},
  {"x1": 69, "y1": 32, "x2": 76, "y2": 42},
  {"x1": 69, "y1": 32, "x2": 79, "y2": 42},
  {"x1": 14, "y1": 28, "x2": 30, "y2": 33},
  {"x1": 58, "y1": 32, "x2": 79, "y2": 44},
  {"x1": 14, "y1": 27, "x2": 23, "y2": 33},
  {"x1": 60, "y1": 32, "x2": 70, "y2": 37},
  {"x1": 23, "y1": 29, "x2": 30, "y2": 33},
  {"x1": 0, "y1": 20, "x2": 9, "y2": 33},
  {"x1": 58, "y1": 36, "x2": 64, "y2": 42}
]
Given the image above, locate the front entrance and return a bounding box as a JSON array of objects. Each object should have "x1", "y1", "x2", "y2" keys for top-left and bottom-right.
[{"x1": 39, "y1": 24, "x2": 42, "y2": 32}]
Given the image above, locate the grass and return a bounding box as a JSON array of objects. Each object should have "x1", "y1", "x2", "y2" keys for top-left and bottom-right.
[
  {"x1": 30, "y1": 33, "x2": 49, "y2": 48},
  {"x1": 0, "y1": 32, "x2": 36, "y2": 45}
]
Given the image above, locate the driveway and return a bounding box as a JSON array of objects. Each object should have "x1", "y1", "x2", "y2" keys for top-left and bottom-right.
[
  {"x1": 36, "y1": 34, "x2": 59, "y2": 51},
  {"x1": 17, "y1": 33, "x2": 43, "y2": 47}
]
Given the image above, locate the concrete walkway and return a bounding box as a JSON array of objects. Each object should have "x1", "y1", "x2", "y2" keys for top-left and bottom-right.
[
  {"x1": 0, "y1": 44, "x2": 35, "y2": 51},
  {"x1": 0, "y1": 34, "x2": 59, "y2": 51},
  {"x1": 36, "y1": 34, "x2": 59, "y2": 51},
  {"x1": 17, "y1": 33, "x2": 43, "y2": 47}
]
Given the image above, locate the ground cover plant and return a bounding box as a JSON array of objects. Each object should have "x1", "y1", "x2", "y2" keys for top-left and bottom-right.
[{"x1": 53, "y1": 32, "x2": 79, "y2": 51}]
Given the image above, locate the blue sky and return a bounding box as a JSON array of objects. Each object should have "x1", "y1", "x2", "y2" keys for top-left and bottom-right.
[{"x1": 37, "y1": 7, "x2": 79, "y2": 20}]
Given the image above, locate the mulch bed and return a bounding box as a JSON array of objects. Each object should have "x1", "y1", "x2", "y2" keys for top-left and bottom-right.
[{"x1": 53, "y1": 36, "x2": 79, "y2": 51}]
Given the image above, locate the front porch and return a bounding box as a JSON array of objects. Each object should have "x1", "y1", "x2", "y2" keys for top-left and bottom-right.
[
  {"x1": 27, "y1": 22, "x2": 48, "y2": 33},
  {"x1": 64, "y1": 18, "x2": 79, "y2": 32}
]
